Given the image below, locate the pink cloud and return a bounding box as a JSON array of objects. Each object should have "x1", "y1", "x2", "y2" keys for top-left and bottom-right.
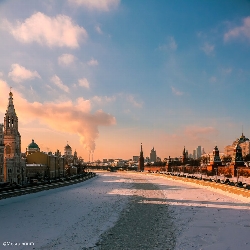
[
  {"x1": 171, "y1": 86, "x2": 183, "y2": 96},
  {"x1": 126, "y1": 95, "x2": 143, "y2": 108},
  {"x1": 87, "y1": 58, "x2": 99, "y2": 66},
  {"x1": 0, "y1": 80, "x2": 116, "y2": 153},
  {"x1": 78, "y1": 78, "x2": 90, "y2": 89},
  {"x1": 58, "y1": 54, "x2": 76, "y2": 66},
  {"x1": 8, "y1": 64, "x2": 41, "y2": 83},
  {"x1": 201, "y1": 42, "x2": 214, "y2": 55},
  {"x1": 184, "y1": 125, "x2": 217, "y2": 140},
  {"x1": 3, "y1": 12, "x2": 87, "y2": 48},
  {"x1": 68, "y1": 0, "x2": 120, "y2": 11},
  {"x1": 51, "y1": 75, "x2": 69, "y2": 93},
  {"x1": 224, "y1": 16, "x2": 250, "y2": 42}
]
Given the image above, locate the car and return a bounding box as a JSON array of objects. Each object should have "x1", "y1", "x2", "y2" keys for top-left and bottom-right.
[{"x1": 235, "y1": 181, "x2": 244, "y2": 187}]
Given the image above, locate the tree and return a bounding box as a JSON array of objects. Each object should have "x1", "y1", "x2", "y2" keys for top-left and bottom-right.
[
  {"x1": 243, "y1": 154, "x2": 250, "y2": 162},
  {"x1": 221, "y1": 155, "x2": 232, "y2": 165}
]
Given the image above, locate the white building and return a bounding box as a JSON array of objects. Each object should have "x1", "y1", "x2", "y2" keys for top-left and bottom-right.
[{"x1": 224, "y1": 133, "x2": 250, "y2": 157}]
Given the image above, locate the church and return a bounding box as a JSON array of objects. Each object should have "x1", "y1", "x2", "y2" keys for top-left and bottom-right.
[
  {"x1": 0, "y1": 90, "x2": 85, "y2": 183},
  {"x1": 0, "y1": 90, "x2": 25, "y2": 183}
]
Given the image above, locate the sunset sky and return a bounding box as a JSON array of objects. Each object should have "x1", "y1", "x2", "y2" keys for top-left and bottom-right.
[{"x1": 1, "y1": 0, "x2": 250, "y2": 161}]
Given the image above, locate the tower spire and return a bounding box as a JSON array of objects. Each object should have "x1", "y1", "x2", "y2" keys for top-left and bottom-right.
[
  {"x1": 140, "y1": 143, "x2": 143, "y2": 157},
  {"x1": 139, "y1": 143, "x2": 144, "y2": 171}
]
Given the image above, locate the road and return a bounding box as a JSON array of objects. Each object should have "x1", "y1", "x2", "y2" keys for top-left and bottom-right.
[{"x1": 0, "y1": 171, "x2": 250, "y2": 250}]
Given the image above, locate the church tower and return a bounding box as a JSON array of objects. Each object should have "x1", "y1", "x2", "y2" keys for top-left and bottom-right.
[
  {"x1": 232, "y1": 144, "x2": 244, "y2": 166},
  {"x1": 4, "y1": 91, "x2": 21, "y2": 157},
  {"x1": 210, "y1": 146, "x2": 222, "y2": 165},
  {"x1": 138, "y1": 143, "x2": 144, "y2": 171},
  {"x1": 3, "y1": 90, "x2": 24, "y2": 183}
]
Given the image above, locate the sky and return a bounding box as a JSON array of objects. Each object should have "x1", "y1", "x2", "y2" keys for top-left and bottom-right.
[{"x1": 0, "y1": 0, "x2": 250, "y2": 161}]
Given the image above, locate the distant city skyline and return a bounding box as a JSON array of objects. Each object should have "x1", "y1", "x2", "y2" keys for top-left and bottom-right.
[{"x1": 1, "y1": 1, "x2": 250, "y2": 160}]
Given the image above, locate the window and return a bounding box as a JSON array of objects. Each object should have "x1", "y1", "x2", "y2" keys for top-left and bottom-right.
[{"x1": 6, "y1": 145, "x2": 11, "y2": 155}]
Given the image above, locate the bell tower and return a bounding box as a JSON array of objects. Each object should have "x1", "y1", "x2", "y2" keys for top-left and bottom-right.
[
  {"x1": 3, "y1": 90, "x2": 22, "y2": 182},
  {"x1": 4, "y1": 91, "x2": 21, "y2": 157}
]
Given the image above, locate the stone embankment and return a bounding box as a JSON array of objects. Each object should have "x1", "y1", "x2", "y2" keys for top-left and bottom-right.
[
  {"x1": 0, "y1": 172, "x2": 96, "y2": 200},
  {"x1": 151, "y1": 173, "x2": 250, "y2": 199}
]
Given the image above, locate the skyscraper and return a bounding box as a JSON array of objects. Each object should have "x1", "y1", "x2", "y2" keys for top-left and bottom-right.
[
  {"x1": 193, "y1": 149, "x2": 196, "y2": 159},
  {"x1": 150, "y1": 147, "x2": 157, "y2": 162},
  {"x1": 197, "y1": 146, "x2": 202, "y2": 158}
]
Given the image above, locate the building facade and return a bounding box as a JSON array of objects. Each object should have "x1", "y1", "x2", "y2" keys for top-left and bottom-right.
[
  {"x1": 26, "y1": 151, "x2": 65, "y2": 180},
  {"x1": 224, "y1": 133, "x2": 250, "y2": 157}
]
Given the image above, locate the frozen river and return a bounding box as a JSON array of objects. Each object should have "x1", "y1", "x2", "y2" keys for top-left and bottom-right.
[{"x1": 1, "y1": 172, "x2": 250, "y2": 250}]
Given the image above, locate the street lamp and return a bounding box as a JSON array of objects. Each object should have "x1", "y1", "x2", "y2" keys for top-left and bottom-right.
[
  {"x1": 236, "y1": 168, "x2": 239, "y2": 184},
  {"x1": 21, "y1": 167, "x2": 24, "y2": 186},
  {"x1": 214, "y1": 167, "x2": 218, "y2": 182}
]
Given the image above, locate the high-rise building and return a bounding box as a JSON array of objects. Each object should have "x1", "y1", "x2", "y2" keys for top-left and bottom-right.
[
  {"x1": 197, "y1": 146, "x2": 202, "y2": 158},
  {"x1": 202, "y1": 147, "x2": 205, "y2": 155},
  {"x1": 3, "y1": 91, "x2": 25, "y2": 183},
  {"x1": 150, "y1": 147, "x2": 157, "y2": 162},
  {"x1": 193, "y1": 149, "x2": 196, "y2": 159}
]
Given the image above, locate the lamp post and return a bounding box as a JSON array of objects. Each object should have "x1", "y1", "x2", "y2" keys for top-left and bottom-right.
[
  {"x1": 214, "y1": 167, "x2": 218, "y2": 182},
  {"x1": 236, "y1": 168, "x2": 239, "y2": 184},
  {"x1": 21, "y1": 166, "x2": 24, "y2": 186}
]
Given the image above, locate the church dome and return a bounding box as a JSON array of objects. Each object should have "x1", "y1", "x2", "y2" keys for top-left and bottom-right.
[
  {"x1": 28, "y1": 139, "x2": 39, "y2": 149},
  {"x1": 65, "y1": 144, "x2": 72, "y2": 149}
]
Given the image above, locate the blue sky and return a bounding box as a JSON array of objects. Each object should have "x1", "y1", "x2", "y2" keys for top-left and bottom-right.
[{"x1": 0, "y1": 0, "x2": 250, "y2": 160}]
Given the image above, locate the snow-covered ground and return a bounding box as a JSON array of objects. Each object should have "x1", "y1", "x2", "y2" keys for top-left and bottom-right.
[
  {"x1": 143, "y1": 173, "x2": 250, "y2": 250},
  {"x1": 0, "y1": 174, "x2": 132, "y2": 250},
  {"x1": 0, "y1": 171, "x2": 249, "y2": 250}
]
